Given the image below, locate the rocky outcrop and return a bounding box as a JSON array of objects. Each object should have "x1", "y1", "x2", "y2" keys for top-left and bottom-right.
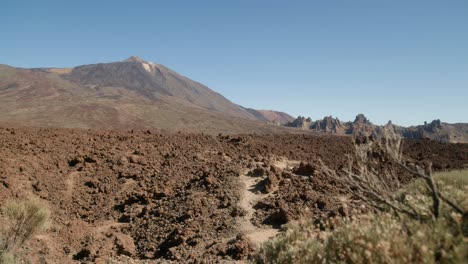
[
  {"x1": 285, "y1": 114, "x2": 467, "y2": 143},
  {"x1": 286, "y1": 114, "x2": 370, "y2": 135},
  {"x1": 285, "y1": 116, "x2": 313, "y2": 129},
  {"x1": 346, "y1": 113, "x2": 374, "y2": 135},
  {"x1": 310, "y1": 116, "x2": 346, "y2": 134},
  {"x1": 396, "y1": 120, "x2": 467, "y2": 143}
]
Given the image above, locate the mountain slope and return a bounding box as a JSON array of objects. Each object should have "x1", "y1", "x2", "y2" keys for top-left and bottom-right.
[
  {"x1": 64, "y1": 56, "x2": 261, "y2": 120},
  {"x1": 0, "y1": 58, "x2": 296, "y2": 134},
  {"x1": 242, "y1": 108, "x2": 294, "y2": 124},
  {"x1": 255, "y1": 110, "x2": 295, "y2": 124}
]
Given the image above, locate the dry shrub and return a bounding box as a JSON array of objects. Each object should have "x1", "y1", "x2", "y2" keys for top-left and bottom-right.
[
  {"x1": 0, "y1": 199, "x2": 50, "y2": 263},
  {"x1": 252, "y1": 170, "x2": 468, "y2": 264},
  {"x1": 253, "y1": 127, "x2": 467, "y2": 263},
  {"x1": 320, "y1": 126, "x2": 465, "y2": 220}
]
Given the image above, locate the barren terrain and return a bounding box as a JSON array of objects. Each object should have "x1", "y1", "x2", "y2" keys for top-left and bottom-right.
[{"x1": 0, "y1": 127, "x2": 467, "y2": 263}]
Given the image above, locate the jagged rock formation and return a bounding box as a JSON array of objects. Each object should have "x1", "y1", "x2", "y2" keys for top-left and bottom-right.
[
  {"x1": 286, "y1": 115, "x2": 363, "y2": 135},
  {"x1": 394, "y1": 120, "x2": 468, "y2": 143},
  {"x1": 286, "y1": 116, "x2": 313, "y2": 129},
  {"x1": 286, "y1": 114, "x2": 467, "y2": 143},
  {"x1": 310, "y1": 116, "x2": 346, "y2": 134},
  {"x1": 346, "y1": 113, "x2": 374, "y2": 135}
]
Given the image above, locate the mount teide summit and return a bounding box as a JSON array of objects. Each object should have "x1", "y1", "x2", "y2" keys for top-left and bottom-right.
[
  {"x1": 0, "y1": 57, "x2": 291, "y2": 133},
  {"x1": 65, "y1": 56, "x2": 257, "y2": 119}
]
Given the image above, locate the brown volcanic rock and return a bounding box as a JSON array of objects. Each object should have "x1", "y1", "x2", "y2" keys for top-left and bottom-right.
[
  {"x1": 346, "y1": 113, "x2": 374, "y2": 135},
  {"x1": 293, "y1": 162, "x2": 318, "y2": 176},
  {"x1": 311, "y1": 116, "x2": 347, "y2": 134},
  {"x1": 287, "y1": 115, "x2": 348, "y2": 134},
  {"x1": 285, "y1": 116, "x2": 313, "y2": 129},
  {"x1": 0, "y1": 127, "x2": 466, "y2": 262}
]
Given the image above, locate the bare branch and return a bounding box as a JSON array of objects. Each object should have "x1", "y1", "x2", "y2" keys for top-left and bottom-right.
[{"x1": 321, "y1": 126, "x2": 465, "y2": 220}]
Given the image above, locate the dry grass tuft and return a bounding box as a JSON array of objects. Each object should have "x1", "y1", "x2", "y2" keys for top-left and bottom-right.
[{"x1": 0, "y1": 199, "x2": 50, "y2": 263}]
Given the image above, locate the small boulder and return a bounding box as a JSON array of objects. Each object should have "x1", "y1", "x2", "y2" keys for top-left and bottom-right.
[
  {"x1": 263, "y1": 172, "x2": 279, "y2": 193},
  {"x1": 128, "y1": 155, "x2": 139, "y2": 164},
  {"x1": 249, "y1": 164, "x2": 266, "y2": 177},
  {"x1": 117, "y1": 157, "x2": 128, "y2": 166},
  {"x1": 115, "y1": 233, "x2": 136, "y2": 256},
  {"x1": 269, "y1": 165, "x2": 283, "y2": 176},
  {"x1": 293, "y1": 162, "x2": 316, "y2": 176}
]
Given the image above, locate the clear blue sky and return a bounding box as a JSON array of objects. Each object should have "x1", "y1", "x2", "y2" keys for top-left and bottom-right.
[{"x1": 2, "y1": 0, "x2": 467, "y2": 126}]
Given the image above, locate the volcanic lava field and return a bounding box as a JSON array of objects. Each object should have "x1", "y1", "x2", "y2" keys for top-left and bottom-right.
[{"x1": 0, "y1": 127, "x2": 467, "y2": 263}]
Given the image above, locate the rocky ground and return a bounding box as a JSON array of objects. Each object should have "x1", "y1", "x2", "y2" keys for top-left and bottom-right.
[{"x1": 0, "y1": 127, "x2": 467, "y2": 263}]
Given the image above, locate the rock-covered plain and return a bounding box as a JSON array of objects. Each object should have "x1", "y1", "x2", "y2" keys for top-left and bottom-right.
[{"x1": 0, "y1": 127, "x2": 467, "y2": 263}]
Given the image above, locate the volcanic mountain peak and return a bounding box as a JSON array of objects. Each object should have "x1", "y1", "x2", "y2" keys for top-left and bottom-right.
[
  {"x1": 0, "y1": 58, "x2": 299, "y2": 133},
  {"x1": 123, "y1": 56, "x2": 157, "y2": 73},
  {"x1": 125, "y1": 56, "x2": 147, "y2": 63}
]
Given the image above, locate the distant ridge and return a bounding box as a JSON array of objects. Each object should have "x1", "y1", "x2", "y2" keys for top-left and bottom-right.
[
  {"x1": 285, "y1": 114, "x2": 468, "y2": 143},
  {"x1": 242, "y1": 108, "x2": 294, "y2": 125}
]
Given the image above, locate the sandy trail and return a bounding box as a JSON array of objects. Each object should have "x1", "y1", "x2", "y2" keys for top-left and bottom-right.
[
  {"x1": 65, "y1": 171, "x2": 80, "y2": 197},
  {"x1": 93, "y1": 221, "x2": 126, "y2": 235},
  {"x1": 237, "y1": 171, "x2": 279, "y2": 245},
  {"x1": 237, "y1": 158, "x2": 300, "y2": 245}
]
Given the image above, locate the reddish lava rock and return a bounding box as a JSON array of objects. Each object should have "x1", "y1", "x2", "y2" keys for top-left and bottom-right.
[{"x1": 0, "y1": 127, "x2": 466, "y2": 262}]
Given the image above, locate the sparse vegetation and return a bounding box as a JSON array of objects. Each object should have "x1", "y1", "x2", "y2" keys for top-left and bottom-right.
[
  {"x1": 254, "y1": 127, "x2": 468, "y2": 263},
  {"x1": 0, "y1": 128, "x2": 466, "y2": 261},
  {"x1": 253, "y1": 170, "x2": 468, "y2": 263},
  {"x1": 320, "y1": 127, "x2": 465, "y2": 221},
  {"x1": 0, "y1": 199, "x2": 50, "y2": 263},
  {"x1": 253, "y1": 128, "x2": 467, "y2": 263}
]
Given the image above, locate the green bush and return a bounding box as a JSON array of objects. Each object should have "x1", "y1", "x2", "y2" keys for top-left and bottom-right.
[
  {"x1": 0, "y1": 199, "x2": 50, "y2": 263},
  {"x1": 252, "y1": 170, "x2": 468, "y2": 264}
]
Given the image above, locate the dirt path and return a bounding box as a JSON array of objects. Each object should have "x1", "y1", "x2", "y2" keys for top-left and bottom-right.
[
  {"x1": 65, "y1": 171, "x2": 80, "y2": 197},
  {"x1": 93, "y1": 220, "x2": 126, "y2": 235},
  {"x1": 237, "y1": 170, "x2": 279, "y2": 245},
  {"x1": 237, "y1": 158, "x2": 300, "y2": 245}
]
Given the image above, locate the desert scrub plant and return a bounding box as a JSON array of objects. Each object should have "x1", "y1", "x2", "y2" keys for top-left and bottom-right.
[
  {"x1": 252, "y1": 170, "x2": 468, "y2": 264},
  {"x1": 0, "y1": 198, "x2": 50, "y2": 263},
  {"x1": 320, "y1": 126, "x2": 465, "y2": 220}
]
